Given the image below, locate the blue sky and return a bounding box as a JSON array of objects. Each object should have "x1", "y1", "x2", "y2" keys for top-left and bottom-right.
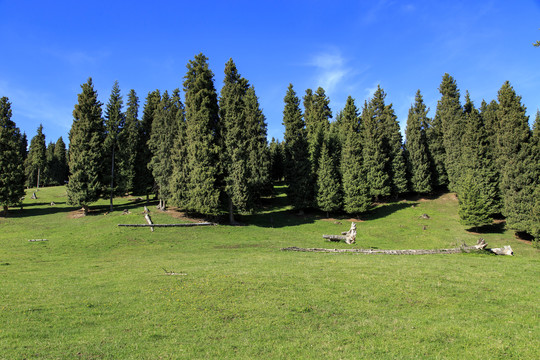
[{"x1": 1, "y1": 0, "x2": 539, "y2": 144}]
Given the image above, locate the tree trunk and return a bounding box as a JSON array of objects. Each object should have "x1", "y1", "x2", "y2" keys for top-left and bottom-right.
[
  {"x1": 110, "y1": 147, "x2": 115, "y2": 212},
  {"x1": 36, "y1": 167, "x2": 40, "y2": 190},
  {"x1": 83, "y1": 204, "x2": 89, "y2": 216},
  {"x1": 2, "y1": 205, "x2": 8, "y2": 217},
  {"x1": 228, "y1": 197, "x2": 235, "y2": 225},
  {"x1": 145, "y1": 213, "x2": 154, "y2": 232}
]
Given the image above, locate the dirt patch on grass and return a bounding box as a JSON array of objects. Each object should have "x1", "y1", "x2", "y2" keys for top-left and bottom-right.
[
  {"x1": 67, "y1": 209, "x2": 86, "y2": 219},
  {"x1": 164, "y1": 208, "x2": 208, "y2": 223}
]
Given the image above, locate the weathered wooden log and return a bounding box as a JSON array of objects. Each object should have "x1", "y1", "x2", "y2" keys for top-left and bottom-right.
[
  {"x1": 118, "y1": 222, "x2": 216, "y2": 228},
  {"x1": 28, "y1": 239, "x2": 48, "y2": 242},
  {"x1": 31, "y1": 192, "x2": 37, "y2": 199},
  {"x1": 143, "y1": 206, "x2": 150, "y2": 214},
  {"x1": 323, "y1": 222, "x2": 356, "y2": 244},
  {"x1": 145, "y1": 213, "x2": 154, "y2": 232},
  {"x1": 283, "y1": 239, "x2": 514, "y2": 255}
]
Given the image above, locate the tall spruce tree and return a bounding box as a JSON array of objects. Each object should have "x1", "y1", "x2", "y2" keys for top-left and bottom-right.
[
  {"x1": 103, "y1": 81, "x2": 124, "y2": 211},
  {"x1": 282, "y1": 84, "x2": 311, "y2": 210},
  {"x1": 116, "y1": 89, "x2": 139, "y2": 195},
  {"x1": 479, "y1": 99, "x2": 501, "y2": 213},
  {"x1": 67, "y1": 78, "x2": 105, "y2": 215},
  {"x1": 384, "y1": 102, "x2": 408, "y2": 196},
  {"x1": 340, "y1": 96, "x2": 370, "y2": 214},
  {"x1": 134, "y1": 90, "x2": 160, "y2": 199},
  {"x1": 304, "y1": 87, "x2": 332, "y2": 204},
  {"x1": 435, "y1": 73, "x2": 463, "y2": 191},
  {"x1": 148, "y1": 90, "x2": 183, "y2": 210},
  {"x1": 316, "y1": 141, "x2": 341, "y2": 217},
  {"x1": 459, "y1": 92, "x2": 498, "y2": 216},
  {"x1": 43, "y1": 142, "x2": 55, "y2": 186},
  {"x1": 495, "y1": 81, "x2": 534, "y2": 234},
  {"x1": 362, "y1": 87, "x2": 390, "y2": 200},
  {"x1": 25, "y1": 124, "x2": 46, "y2": 189},
  {"x1": 20, "y1": 132, "x2": 28, "y2": 162},
  {"x1": 0, "y1": 97, "x2": 25, "y2": 216},
  {"x1": 220, "y1": 59, "x2": 251, "y2": 222},
  {"x1": 183, "y1": 53, "x2": 221, "y2": 215},
  {"x1": 457, "y1": 173, "x2": 493, "y2": 230},
  {"x1": 405, "y1": 90, "x2": 432, "y2": 194},
  {"x1": 530, "y1": 113, "x2": 540, "y2": 243}
]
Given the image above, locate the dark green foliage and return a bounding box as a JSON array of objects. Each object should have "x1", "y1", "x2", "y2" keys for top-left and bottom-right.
[
  {"x1": 116, "y1": 89, "x2": 139, "y2": 195},
  {"x1": 67, "y1": 78, "x2": 105, "y2": 212},
  {"x1": 384, "y1": 103, "x2": 408, "y2": 196},
  {"x1": 405, "y1": 90, "x2": 432, "y2": 194},
  {"x1": 304, "y1": 87, "x2": 332, "y2": 204},
  {"x1": 316, "y1": 142, "x2": 341, "y2": 216},
  {"x1": 0, "y1": 97, "x2": 25, "y2": 214},
  {"x1": 42, "y1": 142, "x2": 55, "y2": 186},
  {"x1": 269, "y1": 138, "x2": 284, "y2": 182},
  {"x1": 182, "y1": 53, "x2": 221, "y2": 215},
  {"x1": 362, "y1": 87, "x2": 390, "y2": 199},
  {"x1": 244, "y1": 85, "x2": 271, "y2": 200},
  {"x1": 458, "y1": 172, "x2": 493, "y2": 229},
  {"x1": 220, "y1": 59, "x2": 251, "y2": 217},
  {"x1": 435, "y1": 74, "x2": 463, "y2": 191},
  {"x1": 460, "y1": 93, "x2": 499, "y2": 216},
  {"x1": 52, "y1": 137, "x2": 68, "y2": 185},
  {"x1": 19, "y1": 132, "x2": 27, "y2": 161},
  {"x1": 148, "y1": 90, "x2": 183, "y2": 209},
  {"x1": 103, "y1": 81, "x2": 125, "y2": 210},
  {"x1": 340, "y1": 97, "x2": 370, "y2": 214},
  {"x1": 25, "y1": 124, "x2": 46, "y2": 188},
  {"x1": 282, "y1": 84, "x2": 311, "y2": 210},
  {"x1": 495, "y1": 81, "x2": 534, "y2": 233},
  {"x1": 134, "y1": 90, "x2": 160, "y2": 197}
]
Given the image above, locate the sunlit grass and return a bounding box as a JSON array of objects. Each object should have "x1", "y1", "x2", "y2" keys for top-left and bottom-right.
[{"x1": 0, "y1": 186, "x2": 538, "y2": 359}]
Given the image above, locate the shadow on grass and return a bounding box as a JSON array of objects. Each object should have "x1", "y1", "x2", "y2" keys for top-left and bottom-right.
[
  {"x1": 361, "y1": 202, "x2": 418, "y2": 221},
  {"x1": 465, "y1": 221, "x2": 506, "y2": 234}
]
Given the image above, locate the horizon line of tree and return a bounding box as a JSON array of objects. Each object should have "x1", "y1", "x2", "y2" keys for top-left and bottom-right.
[{"x1": 1, "y1": 53, "x2": 538, "y2": 243}]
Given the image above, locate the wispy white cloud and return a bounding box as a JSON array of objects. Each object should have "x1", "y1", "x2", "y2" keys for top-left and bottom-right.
[
  {"x1": 0, "y1": 80, "x2": 72, "y2": 136},
  {"x1": 364, "y1": 82, "x2": 381, "y2": 99},
  {"x1": 307, "y1": 50, "x2": 351, "y2": 94}
]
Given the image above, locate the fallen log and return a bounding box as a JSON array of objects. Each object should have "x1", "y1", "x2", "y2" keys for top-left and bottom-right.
[
  {"x1": 145, "y1": 213, "x2": 154, "y2": 232},
  {"x1": 283, "y1": 239, "x2": 513, "y2": 255},
  {"x1": 323, "y1": 222, "x2": 356, "y2": 244},
  {"x1": 28, "y1": 239, "x2": 48, "y2": 242},
  {"x1": 118, "y1": 222, "x2": 216, "y2": 228}
]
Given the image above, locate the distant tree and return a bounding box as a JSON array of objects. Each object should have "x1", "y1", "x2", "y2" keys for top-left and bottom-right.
[
  {"x1": 53, "y1": 137, "x2": 68, "y2": 185},
  {"x1": 435, "y1": 73, "x2": 463, "y2": 191},
  {"x1": 116, "y1": 89, "x2": 139, "y2": 195},
  {"x1": 67, "y1": 78, "x2": 105, "y2": 215},
  {"x1": 42, "y1": 141, "x2": 56, "y2": 186},
  {"x1": 183, "y1": 53, "x2": 222, "y2": 215},
  {"x1": 103, "y1": 81, "x2": 125, "y2": 211},
  {"x1": 316, "y1": 141, "x2": 341, "y2": 217},
  {"x1": 20, "y1": 132, "x2": 28, "y2": 162},
  {"x1": 458, "y1": 172, "x2": 493, "y2": 230},
  {"x1": 528, "y1": 111, "x2": 540, "y2": 243},
  {"x1": 148, "y1": 90, "x2": 183, "y2": 210},
  {"x1": 0, "y1": 97, "x2": 25, "y2": 216},
  {"x1": 269, "y1": 137, "x2": 284, "y2": 182},
  {"x1": 134, "y1": 89, "x2": 160, "y2": 200},
  {"x1": 340, "y1": 96, "x2": 370, "y2": 214},
  {"x1": 405, "y1": 90, "x2": 432, "y2": 194},
  {"x1": 495, "y1": 81, "x2": 535, "y2": 234},
  {"x1": 479, "y1": 99, "x2": 501, "y2": 213},
  {"x1": 25, "y1": 124, "x2": 46, "y2": 189},
  {"x1": 244, "y1": 85, "x2": 271, "y2": 200},
  {"x1": 283, "y1": 84, "x2": 311, "y2": 210}
]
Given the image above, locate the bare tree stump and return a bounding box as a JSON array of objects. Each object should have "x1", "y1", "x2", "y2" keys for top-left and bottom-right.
[
  {"x1": 323, "y1": 222, "x2": 356, "y2": 244},
  {"x1": 31, "y1": 192, "x2": 37, "y2": 199}
]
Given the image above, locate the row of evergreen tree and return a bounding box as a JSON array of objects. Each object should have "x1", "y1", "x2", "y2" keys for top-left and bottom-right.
[
  {"x1": 278, "y1": 74, "x2": 539, "y2": 240},
  {"x1": 65, "y1": 54, "x2": 270, "y2": 222},
  {"x1": 1, "y1": 54, "x2": 538, "y2": 241}
]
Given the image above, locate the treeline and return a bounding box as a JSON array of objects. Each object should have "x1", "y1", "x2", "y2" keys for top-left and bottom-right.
[
  {"x1": 279, "y1": 74, "x2": 539, "y2": 241},
  {"x1": 1, "y1": 54, "x2": 538, "y2": 242}
]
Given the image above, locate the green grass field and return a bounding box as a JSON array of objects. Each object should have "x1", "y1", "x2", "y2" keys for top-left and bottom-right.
[{"x1": 1, "y1": 186, "x2": 538, "y2": 359}]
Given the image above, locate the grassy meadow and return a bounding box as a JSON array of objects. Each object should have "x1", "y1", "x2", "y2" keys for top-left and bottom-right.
[{"x1": 0, "y1": 185, "x2": 538, "y2": 359}]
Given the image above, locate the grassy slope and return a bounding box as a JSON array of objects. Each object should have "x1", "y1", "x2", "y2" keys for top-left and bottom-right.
[{"x1": 0, "y1": 186, "x2": 538, "y2": 359}]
